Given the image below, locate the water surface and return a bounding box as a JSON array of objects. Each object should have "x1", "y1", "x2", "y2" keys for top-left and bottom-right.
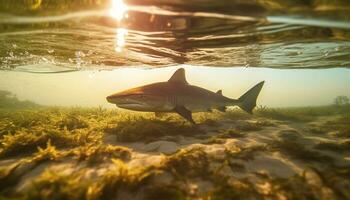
[{"x1": 1, "y1": 0, "x2": 350, "y2": 72}]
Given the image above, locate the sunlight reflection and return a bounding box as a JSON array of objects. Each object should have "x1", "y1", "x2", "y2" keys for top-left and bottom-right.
[
  {"x1": 115, "y1": 28, "x2": 128, "y2": 52},
  {"x1": 109, "y1": 0, "x2": 127, "y2": 21},
  {"x1": 109, "y1": 0, "x2": 129, "y2": 52}
]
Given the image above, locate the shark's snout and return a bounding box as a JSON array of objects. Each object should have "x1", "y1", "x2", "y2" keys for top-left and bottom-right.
[
  {"x1": 106, "y1": 94, "x2": 123, "y2": 104},
  {"x1": 106, "y1": 95, "x2": 114, "y2": 103}
]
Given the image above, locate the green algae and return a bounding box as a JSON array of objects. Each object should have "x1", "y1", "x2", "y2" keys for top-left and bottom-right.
[
  {"x1": 0, "y1": 104, "x2": 350, "y2": 199},
  {"x1": 106, "y1": 117, "x2": 205, "y2": 143}
]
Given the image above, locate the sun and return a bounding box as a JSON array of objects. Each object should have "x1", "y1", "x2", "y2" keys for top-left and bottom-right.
[{"x1": 109, "y1": 0, "x2": 128, "y2": 21}]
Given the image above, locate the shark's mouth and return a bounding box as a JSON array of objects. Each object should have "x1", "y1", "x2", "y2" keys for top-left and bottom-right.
[
  {"x1": 116, "y1": 102, "x2": 152, "y2": 111},
  {"x1": 116, "y1": 102, "x2": 145, "y2": 107}
]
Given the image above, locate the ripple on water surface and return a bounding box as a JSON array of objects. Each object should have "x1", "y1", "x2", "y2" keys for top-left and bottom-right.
[{"x1": 1, "y1": 0, "x2": 350, "y2": 72}]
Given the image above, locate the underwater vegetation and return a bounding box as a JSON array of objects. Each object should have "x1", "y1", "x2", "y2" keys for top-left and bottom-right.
[
  {"x1": 0, "y1": 93, "x2": 350, "y2": 199},
  {"x1": 105, "y1": 118, "x2": 205, "y2": 143}
]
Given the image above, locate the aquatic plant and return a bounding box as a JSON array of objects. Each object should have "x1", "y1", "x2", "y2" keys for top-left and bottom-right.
[
  {"x1": 31, "y1": 140, "x2": 60, "y2": 163},
  {"x1": 315, "y1": 140, "x2": 350, "y2": 153},
  {"x1": 255, "y1": 107, "x2": 313, "y2": 122},
  {"x1": 27, "y1": 169, "x2": 90, "y2": 200},
  {"x1": 208, "y1": 178, "x2": 258, "y2": 200},
  {"x1": 161, "y1": 147, "x2": 209, "y2": 178},
  {"x1": 0, "y1": 105, "x2": 349, "y2": 199},
  {"x1": 201, "y1": 118, "x2": 221, "y2": 127},
  {"x1": 142, "y1": 184, "x2": 185, "y2": 200},
  {"x1": 223, "y1": 108, "x2": 252, "y2": 120},
  {"x1": 225, "y1": 145, "x2": 267, "y2": 161},
  {"x1": 270, "y1": 139, "x2": 333, "y2": 164},
  {"x1": 0, "y1": 127, "x2": 96, "y2": 158},
  {"x1": 72, "y1": 144, "x2": 131, "y2": 165},
  {"x1": 255, "y1": 105, "x2": 350, "y2": 122},
  {"x1": 0, "y1": 109, "x2": 51, "y2": 132},
  {"x1": 56, "y1": 114, "x2": 89, "y2": 131},
  {"x1": 106, "y1": 117, "x2": 205, "y2": 143},
  {"x1": 86, "y1": 159, "x2": 154, "y2": 200},
  {"x1": 218, "y1": 128, "x2": 245, "y2": 138},
  {"x1": 306, "y1": 126, "x2": 327, "y2": 134},
  {"x1": 326, "y1": 114, "x2": 350, "y2": 138},
  {"x1": 306, "y1": 112, "x2": 350, "y2": 138},
  {"x1": 0, "y1": 162, "x2": 22, "y2": 193},
  {"x1": 236, "y1": 121, "x2": 262, "y2": 132}
]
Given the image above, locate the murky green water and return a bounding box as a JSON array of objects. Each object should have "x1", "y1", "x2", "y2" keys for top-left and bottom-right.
[{"x1": 0, "y1": 1, "x2": 350, "y2": 200}]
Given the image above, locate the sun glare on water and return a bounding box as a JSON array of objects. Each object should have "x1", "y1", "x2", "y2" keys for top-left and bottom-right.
[
  {"x1": 109, "y1": 0, "x2": 129, "y2": 52},
  {"x1": 115, "y1": 28, "x2": 128, "y2": 52},
  {"x1": 109, "y1": 0, "x2": 128, "y2": 21}
]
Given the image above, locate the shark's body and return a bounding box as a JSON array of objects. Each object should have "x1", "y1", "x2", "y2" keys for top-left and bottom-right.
[{"x1": 107, "y1": 68, "x2": 264, "y2": 124}]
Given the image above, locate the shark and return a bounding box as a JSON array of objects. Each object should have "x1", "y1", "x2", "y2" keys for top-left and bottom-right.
[{"x1": 106, "y1": 68, "x2": 264, "y2": 124}]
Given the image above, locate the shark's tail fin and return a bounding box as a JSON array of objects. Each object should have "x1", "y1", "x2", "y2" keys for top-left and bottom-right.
[{"x1": 238, "y1": 81, "x2": 265, "y2": 114}]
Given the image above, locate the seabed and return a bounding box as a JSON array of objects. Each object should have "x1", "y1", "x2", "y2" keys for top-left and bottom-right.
[{"x1": 1, "y1": 95, "x2": 349, "y2": 199}]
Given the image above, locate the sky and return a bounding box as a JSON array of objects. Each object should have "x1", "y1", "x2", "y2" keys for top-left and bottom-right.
[{"x1": 0, "y1": 65, "x2": 349, "y2": 108}]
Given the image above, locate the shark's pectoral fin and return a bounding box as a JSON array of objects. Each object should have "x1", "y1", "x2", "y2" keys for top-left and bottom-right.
[
  {"x1": 217, "y1": 106, "x2": 227, "y2": 112},
  {"x1": 155, "y1": 112, "x2": 166, "y2": 118},
  {"x1": 174, "y1": 106, "x2": 195, "y2": 124}
]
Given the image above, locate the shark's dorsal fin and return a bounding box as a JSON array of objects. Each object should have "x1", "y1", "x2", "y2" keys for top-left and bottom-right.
[
  {"x1": 168, "y1": 68, "x2": 188, "y2": 84},
  {"x1": 216, "y1": 90, "x2": 223, "y2": 95}
]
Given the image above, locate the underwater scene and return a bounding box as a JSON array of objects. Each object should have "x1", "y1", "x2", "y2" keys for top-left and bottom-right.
[{"x1": 1, "y1": 0, "x2": 350, "y2": 199}]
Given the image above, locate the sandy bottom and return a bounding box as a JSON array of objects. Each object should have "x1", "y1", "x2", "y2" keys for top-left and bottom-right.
[{"x1": 1, "y1": 115, "x2": 350, "y2": 199}]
